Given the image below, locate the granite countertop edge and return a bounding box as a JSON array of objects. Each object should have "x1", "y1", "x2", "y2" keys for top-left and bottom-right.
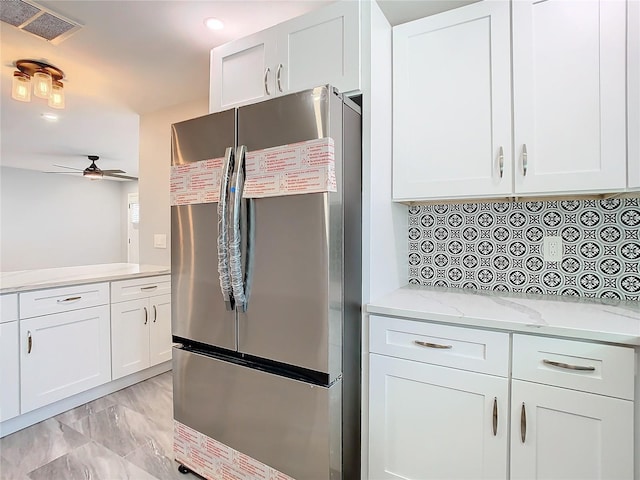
[
  {"x1": 366, "y1": 285, "x2": 640, "y2": 346},
  {"x1": 0, "y1": 263, "x2": 171, "y2": 294}
]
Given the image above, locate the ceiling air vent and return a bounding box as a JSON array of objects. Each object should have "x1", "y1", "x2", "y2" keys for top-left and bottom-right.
[{"x1": 0, "y1": 0, "x2": 81, "y2": 44}]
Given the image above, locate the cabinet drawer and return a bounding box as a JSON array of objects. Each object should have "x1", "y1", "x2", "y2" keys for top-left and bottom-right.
[
  {"x1": 0, "y1": 293, "x2": 18, "y2": 323},
  {"x1": 369, "y1": 315, "x2": 510, "y2": 377},
  {"x1": 19, "y1": 283, "x2": 109, "y2": 319},
  {"x1": 111, "y1": 275, "x2": 171, "y2": 303},
  {"x1": 512, "y1": 334, "x2": 635, "y2": 400}
]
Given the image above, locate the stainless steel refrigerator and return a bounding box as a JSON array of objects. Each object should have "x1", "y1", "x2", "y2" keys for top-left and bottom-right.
[{"x1": 170, "y1": 85, "x2": 362, "y2": 480}]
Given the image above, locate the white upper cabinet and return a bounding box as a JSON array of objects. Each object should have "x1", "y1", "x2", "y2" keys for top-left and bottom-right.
[
  {"x1": 210, "y1": 1, "x2": 360, "y2": 113},
  {"x1": 393, "y1": 0, "x2": 629, "y2": 201},
  {"x1": 512, "y1": 0, "x2": 627, "y2": 194},
  {"x1": 393, "y1": 1, "x2": 512, "y2": 201},
  {"x1": 629, "y1": 0, "x2": 640, "y2": 189}
]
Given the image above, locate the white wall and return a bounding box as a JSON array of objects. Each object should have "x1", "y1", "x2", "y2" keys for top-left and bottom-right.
[
  {"x1": 138, "y1": 99, "x2": 208, "y2": 267},
  {"x1": 0, "y1": 167, "x2": 127, "y2": 271}
]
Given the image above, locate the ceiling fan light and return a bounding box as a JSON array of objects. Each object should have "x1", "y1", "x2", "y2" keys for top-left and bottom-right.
[
  {"x1": 83, "y1": 170, "x2": 103, "y2": 179},
  {"x1": 48, "y1": 81, "x2": 65, "y2": 109},
  {"x1": 33, "y1": 70, "x2": 52, "y2": 98},
  {"x1": 12, "y1": 72, "x2": 31, "y2": 102}
]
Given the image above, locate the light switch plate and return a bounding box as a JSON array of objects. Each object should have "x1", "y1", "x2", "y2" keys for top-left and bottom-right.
[
  {"x1": 543, "y1": 236, "x2": 562, "y2": 261},
  {"x1": 154, "y1": 234, "x2": 167, "y2": 249}
]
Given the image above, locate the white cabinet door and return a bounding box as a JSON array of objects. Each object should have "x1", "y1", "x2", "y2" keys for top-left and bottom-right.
[
  {"x1": 111, "y1": 298, "x2": 151, "y2": 380},
  {"x1": 510, "y1": 379, "x2": 634, "y2": 480},
  {"x1": 393, "y1": 1, "x2": 512, "y2": 201},
  {"x1": 512, "y1": 0, "x2": 626, "y2": 194},
  {"x1": 149, "y1": 294, "x2": 172, "y2": 366},
  {"x1": 20, "y1": 306, "x2": 111, "y2": 413},
  {"x1": 0, "y1": 321, "x2": 19, "y2": 421},
  {"x1": 369, "y1": 354, "x2": 508, "y2": 480},
  {"x1": 210, "y1": 28, "x2": 278, "y2": 112},
  {"x1": 629, "y1": 0, "x2": 640, "y2": 189},
  {"x1": 278, "y1": 0, "x2": 360, "y2": 96}
]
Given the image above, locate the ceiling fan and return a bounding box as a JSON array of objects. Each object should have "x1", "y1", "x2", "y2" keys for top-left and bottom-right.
[{"x1": 47, "y1": 155, "x2": 138, "y2": 180}]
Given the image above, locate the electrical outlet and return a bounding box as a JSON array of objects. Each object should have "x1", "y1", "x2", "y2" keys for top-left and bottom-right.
[
  {"x1": 543, "y1": 236, "x2": 562, "y2": 262},
  {"x1": 154, "y1": 234, "x2": 167, "y2": 249}
]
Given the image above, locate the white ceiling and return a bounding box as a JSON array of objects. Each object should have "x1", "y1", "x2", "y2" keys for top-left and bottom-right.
[{"x1": 0, "y1": 0, "x2": 476, "y2": 179}]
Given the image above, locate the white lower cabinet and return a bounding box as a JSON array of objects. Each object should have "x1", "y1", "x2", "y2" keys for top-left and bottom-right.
[
  {"x1": 510, "y1": 380, "x2": 634, "y2": 480},
  {"x1": 368, "y1": 317, "x2": 636, "y2": 480},
  {"x1": 20, "y1": 305, "x2": 111, "y2": 413},
  {"x1": 369, "y1": 354, "x2": 508, "y2": 480},
  {"x1": 111, "y1": 293, "x2": 171, "y2": 380},
  {"x1": 0, "y1": 321, "x2": 20, "y2": 421}
]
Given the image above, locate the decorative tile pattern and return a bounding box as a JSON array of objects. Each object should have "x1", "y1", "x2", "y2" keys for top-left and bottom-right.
[{"x1": 408, "y1": 197, "x2": 640, "y2": 301}]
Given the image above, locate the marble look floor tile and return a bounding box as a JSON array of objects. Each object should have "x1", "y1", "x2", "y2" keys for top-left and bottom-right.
[
  {"x1": 27, "y1": 441, "x2": 157, "y2": 480},
  {"x1": 149, "y1": 371, "x2": 173, "y2": 392},
  {"x1": 108, "y1": 376, "x2": 174, "y2": 422},
  {"x1": 54, "y1": 395, "x2": 115, "y2": 427},
  {"x1": 0, "y1": 419, "x2": 89, "y2": 475},
  {"x1": 1, "y1": 454, "x2": 31, "y2": 480},
  {"x1": 68, "y1": 404, "x2": 168, "y2": 457},
  {"x1": 126, "y1": 439, "x2": 192, "y2": 480}
]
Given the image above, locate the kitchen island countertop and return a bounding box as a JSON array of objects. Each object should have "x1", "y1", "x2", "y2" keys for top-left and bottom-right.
[
  {"x1": 367, "y1": 285, "x2": 640, "y2": 346},
  {"x1": 0, "y1": 263, "x2": 170, "y2": 294}
]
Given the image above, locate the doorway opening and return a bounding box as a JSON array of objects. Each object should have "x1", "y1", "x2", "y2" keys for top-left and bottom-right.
[{"x1": 128, "y1": 193, "x2": 140, "y2": 263}]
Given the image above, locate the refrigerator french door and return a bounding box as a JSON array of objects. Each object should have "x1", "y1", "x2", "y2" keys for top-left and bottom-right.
[{"x1": 171, "y1": 86, "x2": 362, "y2": 480}]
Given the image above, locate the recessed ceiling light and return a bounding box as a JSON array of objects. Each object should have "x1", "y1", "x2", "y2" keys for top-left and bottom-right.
[
  {"x1": 204, "y1": 17, "x2": 224, "y2": 30},
  {"x1": 41, "y1": 112, "x2": 59, "y2": 121}
]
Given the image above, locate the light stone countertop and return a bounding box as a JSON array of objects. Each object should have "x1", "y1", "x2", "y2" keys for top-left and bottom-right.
[
  {"x1": 367, "y1": 285, "x2": 640, "y2": 346},
  {"x1": 0, "y1": 263, "x2": 171, "y2": 294}
]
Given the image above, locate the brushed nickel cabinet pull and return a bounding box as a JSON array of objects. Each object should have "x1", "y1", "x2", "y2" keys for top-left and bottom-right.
[
  {"x1": 414, "y1": 340, "x2": 452, "y2": 349},
  {"x1": 498, "y1": 146, "x2": 504, "y2": 179},
  {"x1": 27, "y1": 331, "x2": 33, "y2": 354},
  {"x1": 140, "y1": 286, "x2": 158, "y2": 291},
  {"x1": 492, "y1": 397, "x2": 498, "y2": 436},
  {"x1": 153, "y1": 305, "x2": 157, "y2": 323},
  {"x1": 520, "y1": 403, "x2": 527, "y2": 443},
  {"x1": 57, "y1": 296, "x2": 81, "y2": 303},
  {"x1": 543, "y1": 359, "x2": 595, "y2": 371},
  {"x1": 522, "y1": 144, "x2": 528, "y2": 176},
  {"x1": 276, "y1": 64, "x2": 283, "y2": 93},
  {"x1": 264, "y1": 67, "x2": 271, "y2": 95},
  {"x1": 144, "y1": 307, "x2": 148, "y2": 325}
]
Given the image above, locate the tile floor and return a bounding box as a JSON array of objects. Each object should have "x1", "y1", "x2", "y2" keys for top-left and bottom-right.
[{"x1": 0, "y1": 371, "x2": 196, "y2": 480}]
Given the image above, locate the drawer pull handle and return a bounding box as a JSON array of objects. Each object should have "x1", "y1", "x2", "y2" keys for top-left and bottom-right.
[
  {"x1": 276, "y1": 63, "x2": 283, "y2": 93},
  {"x1": 144, "y1": 307, "x2": 148, "y2": 325},
  {"x1": 27, "y1": 331, "x2": 33, "y2": 354},
  {"x1": 264, "y1": 67, "x2": 271, "y2": 96},
  {"x1": 140, "y1": 286, "x2": 158, "y2": 291},
  {"x1": 520, "y1": 402, "x2": 526, "y2": 443},
  {"x1": 414, "y1": 340, "x2": 452, "y2": 349},
  {"x1": 57, "y1": 296, "x2": 81, "y2": 303},
  {"x1": 153, "y1": 305, "x2": 157, "y2": 323},
  {"x1": 543, "y1": 359, "x2": 595, "y2": 371},
  {"x1": 498, "y1": 146, "x2": 504, "y2": 179},
  {"x1": 522, "y1": 144, "x2": 528, "y2": 176},
  {"x1": 492, "y1": 397, "x2": 498, "y2": 436}
]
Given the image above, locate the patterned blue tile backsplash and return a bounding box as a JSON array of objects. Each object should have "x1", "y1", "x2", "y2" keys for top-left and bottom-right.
[{"x1": 408, "y1": 197, "x2": 640, "y2": 301}]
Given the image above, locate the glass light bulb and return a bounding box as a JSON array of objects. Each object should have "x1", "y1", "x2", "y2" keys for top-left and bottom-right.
[
  {"x1": 12, "y1": 72, "x2": 31, "y2": 102},
  {"x1": 48, "y1": 81, "x2": 65, "y2": 109},
  {"x1": 33, "y1": 71, "x2": 52, "y2": 98}
]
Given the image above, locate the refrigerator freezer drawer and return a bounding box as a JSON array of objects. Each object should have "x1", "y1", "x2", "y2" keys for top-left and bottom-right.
[{"x1": 173, "y1": 347, "x2": 341, "y2": 480}]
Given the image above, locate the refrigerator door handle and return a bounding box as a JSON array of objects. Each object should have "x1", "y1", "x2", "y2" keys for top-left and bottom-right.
[
  {"x1": 218, "y1": 146, "x2": 235, "y2": 311},
  {"x1": 229, "y1": 145, "x2": 248, "y2": 311}
]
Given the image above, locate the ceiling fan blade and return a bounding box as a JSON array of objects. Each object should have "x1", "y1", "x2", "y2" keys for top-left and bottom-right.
[
  {"x1": 105, "y1": 172, "x2": 138, "y2": 181},
  {"x1": 52, "y1": 164, "x2": 84, "y2": 171},
  {"x1": 101, "y1": 169, "x2": 126, "y2": 174},
  {"x1": 43, "y1": 171, "x2": 82, "y2": 174}
]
